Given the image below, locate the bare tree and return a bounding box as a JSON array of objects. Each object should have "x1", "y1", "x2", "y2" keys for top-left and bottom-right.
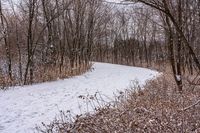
[
  {"x1": 0, "y1": 0, "x2": 12, "y2": 81},
  {"x1": 127, "y1": 0, "x2": 200, "y2": 91}
]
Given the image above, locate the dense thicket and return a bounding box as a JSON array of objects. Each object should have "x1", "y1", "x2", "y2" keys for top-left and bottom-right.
[{"x1": 0, "y1": 0, "x2": 109, "y2": 86}]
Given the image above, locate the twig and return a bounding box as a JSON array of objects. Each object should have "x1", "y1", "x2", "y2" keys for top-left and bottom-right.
[{"x1": 181, "y1": 99, "x2": 200, "y2": 111}]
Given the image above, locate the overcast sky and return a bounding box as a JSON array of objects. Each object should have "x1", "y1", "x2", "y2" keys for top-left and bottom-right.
[
  {"x1": 107, "y1": 0, "x2": 122, "y2": 2},
  {"x1": 1, "y1": 0, "x2": 130, "y2": 10}
]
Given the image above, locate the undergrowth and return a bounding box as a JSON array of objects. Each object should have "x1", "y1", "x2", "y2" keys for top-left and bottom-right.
[
  {"x1": 37, "y1": 74, "x2": 200, "y2": 133},
  {"x1": 0, "y1": 63, "x2": 92, "y2": 89}
]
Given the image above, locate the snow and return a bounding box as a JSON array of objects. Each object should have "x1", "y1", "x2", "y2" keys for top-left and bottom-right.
[
  {"x1": 0, "y1": 62, "x2": 159, "y2": 133},
  {"x1": 176, "y1": 75, "x2": 181, "y2": 81}
]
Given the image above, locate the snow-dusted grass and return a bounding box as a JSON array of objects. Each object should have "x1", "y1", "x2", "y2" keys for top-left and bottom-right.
[
  {"x1": 46, "y1": 75, "x2": 199, "y2": 133},
  {"x1": 0, "y1": 62, "x2": 158, "y2": 133}
]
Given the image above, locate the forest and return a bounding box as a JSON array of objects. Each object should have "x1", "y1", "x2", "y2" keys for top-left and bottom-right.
[
  {"x1": 1, "y1": 0, "x2": 200, "y2": 88},
  {"x1": 0, "y1": 0, "x2": 200, "y2": 132}
]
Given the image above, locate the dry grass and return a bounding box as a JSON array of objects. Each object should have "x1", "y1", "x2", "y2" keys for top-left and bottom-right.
[
  {"x1": 0, "y1": 69, "x2": 11, "y2": 89},
  {"x1": 0, "y1": 62, "x2": 92, "y2": 88},
  {"x1": 37, "y1": 74, "x2": 200, "y2": 133},
  {"x1": 33, "y1": 63, "x2": 92, "y2": 84}
]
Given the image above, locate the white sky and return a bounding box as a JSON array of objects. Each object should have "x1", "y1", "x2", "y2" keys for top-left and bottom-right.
[{"x1": 107, "y1": 0, "x2": 122, "y2": 2}]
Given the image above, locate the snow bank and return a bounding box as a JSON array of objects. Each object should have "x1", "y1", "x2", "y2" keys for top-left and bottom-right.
[{"x1": 0, "y1": 62, "x2": 158, "y2": 133}]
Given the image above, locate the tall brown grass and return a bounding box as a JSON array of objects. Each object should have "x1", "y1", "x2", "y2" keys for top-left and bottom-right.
[
  {"x1": 33, "y1": 63, "x2": 92, "y2": 84},
  {"x1": 0, "y1": 62, "x2": 92, "y2": 88}
]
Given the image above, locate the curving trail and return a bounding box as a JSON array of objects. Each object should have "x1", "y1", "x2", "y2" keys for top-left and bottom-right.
[{"x1": 0, "y1": 62, "x2": 159, "y2": 133}]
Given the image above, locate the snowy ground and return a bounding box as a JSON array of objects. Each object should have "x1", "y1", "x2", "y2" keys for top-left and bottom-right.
[{"x1": 0, "y1": 62, "x2": 159, "y2": 133}]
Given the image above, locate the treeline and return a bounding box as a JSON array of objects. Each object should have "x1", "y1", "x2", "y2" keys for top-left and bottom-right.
[
  {"x1": 94, "y1": 0, "x2": 200, "y2": 91},
  {"x1": 1, "y1": 0, "x2": 200, "y2": 89},
  {"x1": 132, "y1": 0, "x2": 200, "y2": 91}
]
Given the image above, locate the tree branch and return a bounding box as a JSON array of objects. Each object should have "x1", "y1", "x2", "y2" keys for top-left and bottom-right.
[{"x1": 182, "y1": 99, "x2": 200, "y2": 111}]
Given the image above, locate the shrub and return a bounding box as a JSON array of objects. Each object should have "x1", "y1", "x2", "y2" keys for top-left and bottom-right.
[{"x1": 37, "y1": 74, "x2": 200, "y2": 133}]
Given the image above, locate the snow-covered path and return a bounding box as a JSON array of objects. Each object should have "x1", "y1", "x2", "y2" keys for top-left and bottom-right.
[{"x1": 0, "y1": 62, "x2": 158, "y2": 133}]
